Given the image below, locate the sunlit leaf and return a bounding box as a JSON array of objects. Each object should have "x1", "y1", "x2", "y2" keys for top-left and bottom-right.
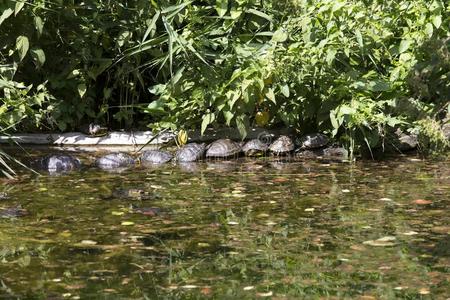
[
  {"x1": 14, "y1": 1, "x2": 25, "y2": 16},
  {"x1": 15, "y1": 35, "x2": 29, "y2": 61},
  {"x1": 215, "y1": 0, "x2": 228, "y2": 17},
  {"x1": 201, "y1": 113, "x2": 215, "y2": 135},
  {"x1": 0, "y1": 8, "x2": 13, "y2": 26},
  {"x1": 31, "y1": 48, "x2": 46, "y2": 68}
]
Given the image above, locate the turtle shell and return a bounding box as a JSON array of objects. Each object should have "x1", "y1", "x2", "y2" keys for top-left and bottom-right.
[
  {"x1": 141, "y1": 150, "x2": 173, "y2": 164},
  {"x1": 322, "y1": 147, "x2": 348, "y2": 159},
  {"x1": 269, "y1": 136, "x2": 294, "y2": 154},
  {"x1": 39, "y1": 154, "x2": 81, "y2": 173},
  {"x1": 175, "y1": 143, "x2": 206, "y2": 162},
  {"x1": 206, "y1": 139, "x2": 242, "y2": 158},
  {"x1": 300, "y1": 133, "x2": 329, "y2": 149},
  {"x1": 96, "y1": 152, "x2": 135, "y2": 170},
  {"x1": 242, "y1": 139, "x2": 269, "y2": 156}
]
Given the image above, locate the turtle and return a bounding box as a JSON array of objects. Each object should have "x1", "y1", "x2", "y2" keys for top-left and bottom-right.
[
  {"x1": 298, "y1": 133, "x2": 329, "y2": 150},
  {"x1": 79, "y1": 123, "x2": 108, "y2": 136},
  {"x1": 295, "y1": 149, "x2": 321, "y2": 159},
  {"x1": 111, "y1": 188, "x2": 155, "y2": 200},
  {"x1": 322, "y1": 147, "x2": 349, "y2": 160},
  {"x1": 141, "y1": 150, "x2": 173, "y2": 164},
  {"x1": 96, "y1": 152, "x2": 135, "y2": 170},
  {"x1": 0, "y1": 206, "x2": 28, "y2": 218},
  {"x1": 175, "y1": 143, "x2": 206, "y2": 162},
  {"x1": 242, "y1": 139, "x2": 269, "y2": 156},
  {"x1": 129, "y1": 204, "x2": 161, "y2": 216},
  {"x1": 205, "y1": 139, "x2": 242, "y2": 158},
  {"x1": 38, "y1": 154, "x2": 81, "y2": 173},
  {"x1": 269, "y1": 135, "x2": 294, "y2": 155}
]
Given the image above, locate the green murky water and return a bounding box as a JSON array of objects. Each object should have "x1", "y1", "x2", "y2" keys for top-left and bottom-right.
[{"x1": 0, "y1": 153, "x2": 449, "y2": 299}]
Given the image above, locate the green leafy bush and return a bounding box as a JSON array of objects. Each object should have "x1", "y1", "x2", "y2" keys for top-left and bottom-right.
[{"x1": 0, "y1": 0, "x2": 449, "y2": 156}]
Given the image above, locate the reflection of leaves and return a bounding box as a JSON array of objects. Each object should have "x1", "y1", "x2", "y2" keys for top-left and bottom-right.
[{"x1": 17, "y1": 255, "x2": 31, "y2": 267}]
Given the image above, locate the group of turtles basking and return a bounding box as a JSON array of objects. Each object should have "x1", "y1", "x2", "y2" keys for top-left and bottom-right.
[{"x1": 36, "y1": 133, "x2": 348, "y2": 173}]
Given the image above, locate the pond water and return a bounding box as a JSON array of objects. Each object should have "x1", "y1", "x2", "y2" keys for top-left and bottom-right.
[{"x1": 0, "y1": 152, "x2": 449, "y2": 299}]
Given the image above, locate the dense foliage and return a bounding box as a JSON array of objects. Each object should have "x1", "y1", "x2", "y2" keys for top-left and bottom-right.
[{"x1": 1, "y1": 0, "x2": 449, "y2": 154}]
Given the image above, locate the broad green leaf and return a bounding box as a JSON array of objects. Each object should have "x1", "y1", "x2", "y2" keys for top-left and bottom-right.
[
  {"x1": 230, "y1": 5, "x2": 242, "y2": 19},
  {"x1": 146, "y1": 99, "x2": 165, "y2": 114},
  {"x1": 431, "y1": 15, "x2": 441, "y2": 28},
  {"x1": 223, "y1": 110, "x2": 234, "y2": 126},
  {"x1": 201, "y1": 113, "x2": 215, "y2": 135},
  {"x1": 326, "y1": 49, "x2": 337, "y2": 65},
  {"x1": 31, "y1": 48, "x2": 46, "y2": 68},
  {"x1": 272, "y1": 29, "x2": 288, "y2": 42},
  {"x1": 424, "y1": 23, "x2": 433, "y2": 38},
  {"x1": 34, "y1": 16, "x2": 44, "y2": 36},
  {"x1": 142, "y1": 11, "x2": 160, "y2": 43},
  {"x1": 265, "y1": 88, "x2": 276, "y2": 104},
  {"x1": 246, "y1": 8, "x2": 273, "y2": 22},
  {"x1": 15, "y1": 1, "x2": 25, "y2": 16},
  {"x1": 77, "y1": 83, "x2": 87, "y2": 98},
  {"x1": 0, "y1": 8, "x2": 13, "y2": 26},
  {"x1": 215, "y1": 0, "x2": 228, "y2": 17},
  {"x1": 235, "y1": 115, "x2": 248, "y2": 138},
  {"x1": 280, "y1": 84, "x2": 290, "y2": 97},
  {"x1": 117, "y1": 31, "x2": 132, "y2": 47},
  {"x1": 368, "y1": 80, "x2": 390, "y2": 92},
  {"x1": 15, "y1": 35, "x2": 29, "y2": 61},
  {"x1": 355, "y1": 29, "x2": 363, "y2": 48},
  {"x1": 398, "y1": 39, "x2": 412, "y2": 54}
]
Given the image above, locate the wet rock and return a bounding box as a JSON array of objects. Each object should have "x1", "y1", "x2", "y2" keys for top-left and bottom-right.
[
  {"x1": 38, "y1": 154, "x2": 81, "y2": 173},
  {"x1": 96, "y1": 152, "x2": 135, "y2": 170},
  {"x1": 392, "y1": 129, "x2": 418, "y2": 151},
  {"x1": 141, "y1": 150, "x2": 173, "y2": 164},
  {"x1": 175, "y1": 143, "x2": 206, "y2": 162},
  {"x1": 0, "y1": 206, "x2": 28, "y2": 218}
]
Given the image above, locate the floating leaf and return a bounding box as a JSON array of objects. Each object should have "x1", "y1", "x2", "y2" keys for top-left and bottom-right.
[
  {"x1": 121, "y1": 221, "x2": 135, "y2": 226},
  {"x1": 412, "y1": 199, "x2": 432, "y2": 205},
  {"x1": 81, "y1": 240, "x2": 97, "y2": 245},
  {"x1": 363, "y1": 236, "x2": 397, "y2": 247}
]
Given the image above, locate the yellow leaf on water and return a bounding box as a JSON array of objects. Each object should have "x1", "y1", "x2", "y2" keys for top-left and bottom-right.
[
  {"x1": 121, "y1": 221, "x2": 134, "y2": 226},
  {"x1": 81, "y1": 240, "x2": 97, "y2": 245},
  {"x1": 112, "y1": 211, "x2": 124, "y2": 216}
]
